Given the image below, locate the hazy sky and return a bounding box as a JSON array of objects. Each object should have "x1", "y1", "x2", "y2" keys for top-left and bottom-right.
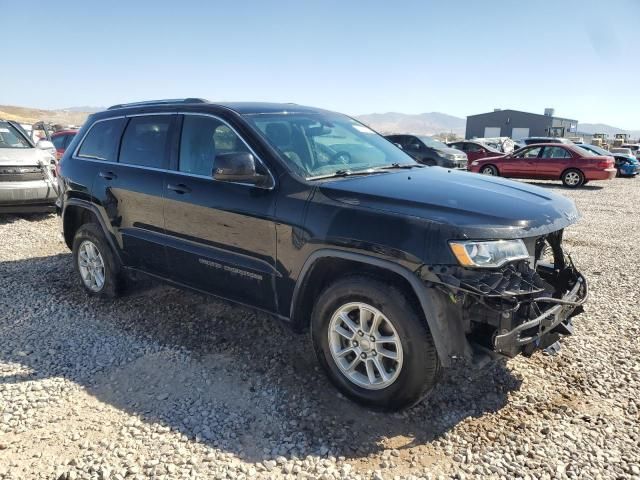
[{"x1": 2, "y1": 0, "x2": 639, "y2": 128}]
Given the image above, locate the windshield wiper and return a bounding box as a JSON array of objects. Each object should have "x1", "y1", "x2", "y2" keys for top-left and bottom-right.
[
  {"x1": 377, "y1": 163, "x2": 424, "y2": 170},
  {"x1": 307, "y1": 168, "x2": 390, "y2": 180}
]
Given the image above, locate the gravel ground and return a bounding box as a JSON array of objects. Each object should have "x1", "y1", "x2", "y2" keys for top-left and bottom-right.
[{"x1": 0, "y1": 178, "x2": 639, "y2": 480}]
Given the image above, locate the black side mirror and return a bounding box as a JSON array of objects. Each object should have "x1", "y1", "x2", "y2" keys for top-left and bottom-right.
[{"x1": 213, "y1": 152, "x2": 258, "y2": 184}]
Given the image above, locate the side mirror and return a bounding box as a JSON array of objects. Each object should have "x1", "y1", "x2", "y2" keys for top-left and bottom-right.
[
  {"x1": 213, "y1": 152, "x2": 258, "y2": 184},
  {"x1": 36, "y1": 140, "x2": 56, "y2": 157},
  {"x1": 394, "y1": 143, "x2": 403, "y2": 149}
]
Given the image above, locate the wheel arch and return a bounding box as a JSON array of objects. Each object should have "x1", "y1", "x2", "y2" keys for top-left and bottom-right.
[
  {"x1": 289, "y1": 250, "x2": 462, "y2": 366},
  {"x1": 560, "y1": 166, "x2": 584, "y2": 180},
  {"x1": 481, "y1": 163, "x2": 499, "y2": 175},
  {"x1": 62, "y1": 199, "x2": 122, "y2": 263}
]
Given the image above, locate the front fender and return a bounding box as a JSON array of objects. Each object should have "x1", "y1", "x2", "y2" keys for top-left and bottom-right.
[{"x1": 290, "y1": 249, "x2": 471, "y2": 366}]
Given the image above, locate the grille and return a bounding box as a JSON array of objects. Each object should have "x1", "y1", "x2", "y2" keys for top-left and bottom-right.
[{"x1": 0, "y1": 166, "x2": 44, "y2": 182}]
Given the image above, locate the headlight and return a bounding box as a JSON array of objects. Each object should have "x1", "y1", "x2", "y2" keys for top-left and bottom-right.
[
  {"x1": 443, "y1": 153, "x2": 456, "y2": 160},
  {"x1": 471, "y1": 160, "x2": 480, "y2": 166},
  {"x1": 449, "y1": 239, "x2": 529, "y2": 268}
]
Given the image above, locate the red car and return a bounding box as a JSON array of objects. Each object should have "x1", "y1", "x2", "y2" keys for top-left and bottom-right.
[
  {"x1": 468, "y1": 143, "x2": 616, "y2": 188},
  {"x1": 51, "y1": 129, "x2": 78, "y2": 161},
  {"x1": 448, "y1": 140, "x2": 503, "y2": 161}
]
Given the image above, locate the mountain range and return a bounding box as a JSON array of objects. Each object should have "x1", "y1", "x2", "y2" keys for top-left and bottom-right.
[{"x1": 2, "y1": 104, "x2": 638, "y2": 140}]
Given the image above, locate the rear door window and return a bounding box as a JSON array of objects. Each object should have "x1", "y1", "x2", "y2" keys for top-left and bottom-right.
[
  {"x1": 119, "y1": 115, "x2": 173, "y2": 168},
  {"x1": 542, "y1": 146, "x2": 571, "y2": 159},
  {"x1": 77, "y1": 118, "x2": 126, "y2": 161},
  {"x1": 516, "y1": 146, "x2": 543, "y2": 158}
]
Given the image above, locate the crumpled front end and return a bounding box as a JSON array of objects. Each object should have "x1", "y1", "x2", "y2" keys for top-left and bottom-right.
[{"x1": 420, "y1": 230, "x2": 587, "y2": 361}]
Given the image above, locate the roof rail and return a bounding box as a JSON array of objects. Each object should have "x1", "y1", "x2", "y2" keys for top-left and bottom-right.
[{"x1": 107, "y1": 98, "x2": 208, "y2": 110}]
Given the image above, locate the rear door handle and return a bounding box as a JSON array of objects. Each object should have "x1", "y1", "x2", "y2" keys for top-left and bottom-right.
[
  {"x1": 167, "y1": 183, "x2": 191, "y2": 194},
  {"x1": 99, "y1": 171, "x2": 117, "y2": 180}
]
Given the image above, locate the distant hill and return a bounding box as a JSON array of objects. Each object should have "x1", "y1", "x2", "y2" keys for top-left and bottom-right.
[
  {"x1": 0, "y1": 105, "x2": 94, "y2": 126},
  {"x1": 577, "y1": 123, "x2": 640, "y2": 140},
  {"x1": 356, "y1": 112, "x2": 466, "y2": 136}
]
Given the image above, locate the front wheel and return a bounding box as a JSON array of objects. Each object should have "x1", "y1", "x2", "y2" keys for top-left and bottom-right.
[
  {"x1": 311, "y1": 276, "x2": 441, "y2": 410},
  {"x1": 562, "y1": 169, "x2": 585, "y2": 188},
  {"x1": 480, "y1": 165, "x2": 498, "y2": 176}
]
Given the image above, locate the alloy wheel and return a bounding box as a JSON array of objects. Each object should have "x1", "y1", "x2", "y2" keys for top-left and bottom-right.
[
  {"x1": 78, "y1": 240, "x2": 105, "y2": 292},
  {"x1": 328, "y1": 302, "x2": 403, "y2": 390},
  {"x1": 564, "y1": 171, "x2": 581, "y2": 186}
]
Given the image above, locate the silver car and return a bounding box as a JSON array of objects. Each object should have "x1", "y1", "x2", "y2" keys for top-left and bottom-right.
[{"x1": 0, "y1": 120, "x2": 57, "y2": 213}]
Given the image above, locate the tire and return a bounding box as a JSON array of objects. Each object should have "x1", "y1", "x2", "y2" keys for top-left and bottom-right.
[
  {"x1": 311, "y1": 275, "x2": 441, "y2": 411},
  {"x1": 480, "y1": 165, "x2": 498, "y2": 176},
  {"x1": 561, "y1": 169, "x2": 585, "y2": 188},
  {"x1": 72, "y1": 223, "x2": 122, "y2": 298}
]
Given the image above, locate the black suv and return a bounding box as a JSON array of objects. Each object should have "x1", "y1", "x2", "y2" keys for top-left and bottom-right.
[
  {"x1": 58, "y1": 99, "x2": 587, "y2": 410},
  {"x1": 385, "y1": 134, "x2": 468, "y2": 169}
]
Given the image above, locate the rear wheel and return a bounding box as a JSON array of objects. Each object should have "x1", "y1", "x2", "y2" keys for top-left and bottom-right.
[
  {"x1": 311, "y1": 276, "x2": 441, "y2": 410},
  {"x1": 481, "y1": 165, "x2": 498, "y2": 176},
  {"x1": 561, "y1": 169, "x2": 584, "y2": 188},
  {"x1": 73, "y1": 223, "x2": 123, "y2": 298}
]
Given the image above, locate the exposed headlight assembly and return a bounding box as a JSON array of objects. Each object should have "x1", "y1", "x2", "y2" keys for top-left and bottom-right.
[{"x1": 449, "y1": 239, "x2": 529, "y2": 268}]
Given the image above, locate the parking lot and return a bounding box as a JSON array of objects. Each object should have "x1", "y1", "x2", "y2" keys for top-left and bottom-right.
[{"x1": 0, "y1": 177, "x2": 638, "y2": 480}]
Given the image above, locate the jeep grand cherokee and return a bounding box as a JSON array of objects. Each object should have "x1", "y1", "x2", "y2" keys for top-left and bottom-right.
[{"x1": 58, "y1": 99, "x2": 587, "y2": 410}]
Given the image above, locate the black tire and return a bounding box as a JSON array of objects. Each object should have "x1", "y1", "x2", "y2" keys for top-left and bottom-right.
[
  {"x1": 561, "y1": 168, "x2": 585, "y2": 188},
  {"x1": 72, "y1": 223, "x2": 123, "y2": 298},
  {"x1": 311, "y1": 276, "x2": 441, "y2": 411},
  {"x1": 480, "y1": 164, "x2": 499, "y2": 176}
]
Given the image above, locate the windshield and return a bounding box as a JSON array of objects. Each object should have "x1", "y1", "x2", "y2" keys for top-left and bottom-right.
[
  {"x1": 418, "y1": 136, "x2": 449, "y2": 149},
  {"x1": 245, "y1": 112, "x2": 416, "y2": 178},
  {"x1": 0, "y1": 122, "x2": 32, "y2": 149}
]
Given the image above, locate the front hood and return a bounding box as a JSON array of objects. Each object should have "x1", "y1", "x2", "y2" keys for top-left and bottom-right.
[
  {"x1": 319, "y1": 167, "x2": 580, "y2": 239},
  {"x1": 0, "y1": 147, "x2": 50, "y2": 166}
]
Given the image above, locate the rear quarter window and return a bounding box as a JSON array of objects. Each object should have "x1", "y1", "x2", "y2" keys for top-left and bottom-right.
[{"x1": 78, "y1": 118, "x2": 126, "y2": 161}]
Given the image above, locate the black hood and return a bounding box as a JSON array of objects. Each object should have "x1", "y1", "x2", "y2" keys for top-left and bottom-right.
[{"x1": 318, "y1": 167, "x2": 580, "y2": 240}]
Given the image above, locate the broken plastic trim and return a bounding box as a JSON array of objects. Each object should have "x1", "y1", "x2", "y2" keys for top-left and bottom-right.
[{"x1": 493, "y1": 272, "x2": 587, "y2": 351}]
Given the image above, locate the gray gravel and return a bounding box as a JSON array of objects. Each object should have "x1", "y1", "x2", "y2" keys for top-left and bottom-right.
[{"x1": 0, "y1": 178, "x2": 639, "y2": 480}]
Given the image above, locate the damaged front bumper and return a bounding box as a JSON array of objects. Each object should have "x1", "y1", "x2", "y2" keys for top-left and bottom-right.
[
  {"x1": 419, "y1": 231, "x2": 588, "y2": 361},
  {"x1": 492, "y1": 266, "x2": 587, "y2": 356}
]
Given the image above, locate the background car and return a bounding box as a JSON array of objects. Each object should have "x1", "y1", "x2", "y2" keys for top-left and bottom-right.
[
  {"x1": 521, "y1": 137, "x2": 573, "y2": 146},
  {"x1": 51, "y1": 129, "x2": 78, "y2": 161},
  {"x1": 468, "y1": 143, "x2": 616, "y2": 187},
  {"x1": 575, "y1": 143, "x2": 613, "y2": 157},
  {"x1": 612, "y1": 154, "x2": 640, "y2": 177},
  {"x1": 385, "y1": 134, "x2": 467, "y2": 168},
  {"x1": 447, "y1": 140, "x2": 503, "y2": 161},
  {"x1": 610, "y1": 147, "x2": 634, "y2": 157},
  {"x1": 0, "y1": 119, "x2": 57, "y2": 213},
  {"x1": 621, "y1": 143, "x2": 640, "y2": 159}
]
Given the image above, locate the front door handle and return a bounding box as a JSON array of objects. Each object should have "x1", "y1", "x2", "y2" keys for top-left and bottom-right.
[
  {"x1": 99, "y1": 171, "x2": 117, "y2": 180},
  {"x1": 167, "y1": 183, "x2": 191, "y2": 194}
]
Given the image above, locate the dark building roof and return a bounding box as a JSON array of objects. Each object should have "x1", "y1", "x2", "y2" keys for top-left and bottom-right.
[{"x1": 467, "y1": 109, "x2": 577, "y2": 123}]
